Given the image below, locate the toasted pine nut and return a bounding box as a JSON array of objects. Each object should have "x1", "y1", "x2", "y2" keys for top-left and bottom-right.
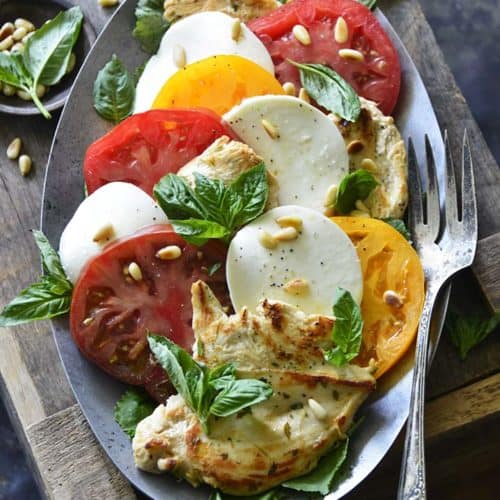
[
  {"x1": 0, "y1": 23, "x2": 14, "y2": 41},
  {"x1": 11, "y1": 42, "x2": 24, "y2": 53},
  {"x1": 128, "y1": 262, "x2": 143, "y2": 281},
  {"x1": 334, "y1": 16, "x2": 349, "y2": 44},
  {"x1": 99, "y1": 0, "x2": 119, "y2": 7},
  {"x1": 173, "y1": 44, "x2": 186, "y2": 68},
  {"x1": 284, "y1": 278, "x2": 310, "y2": 296},
  {"x1": 323, "y1": 184, "x2": 338, "y2": 207},
  {"x1": 12, "y1": 27, "x2": 27, "y2": 41},
  {"x1": 2, "y1": 83, "x2": 15, "y2": 97},
  {"x1": 231, "y1": 20, "x2": 242, "y2": 41},
  {"x1": 6, "y1": 137, "x2": 22, "y2": 160},
  {"x1": 350, "y1": 209, "x2": 370, "y2": 218},
  {"x1": 261, "y1": 119, "x2": 279, "y2": 139},
  {"x1": 92, "y1": 223, "x2": 115, "y2": 243},
  {"x1": 347, "y1": 139, "x2": 364, "y2": 154},
  {"x1": 276, "y1": 215, "x2": 303, "y2": 231},
  {"x1": 361, "y1": 158, "x2": 378, "y2": 173},
  {"x1": 383, "y1": 290, "x2": 403, "y2": 308},
  {"x1": 0, "y1": 35, "x2": 14, "y2": 51},
  {"x1": 298, "y1": 87, "x2": 310, "y2": 103},
  {"x1": 14, "y1": 18, "x2": 35, "y2": 32},
  {"x1": 308, "y1": 398, "x2": 327, "y2": 420},
  {"x1": 339, "y1": 48, "x2": 364, "y2": 62},
  {"x1": 16, "y1": 89, "x2": 32, "y2": 101},
  {"x1": 82, "y1": 317, "x2": 94, "y2": 326},
  {"x1": 274, "y1": 226, "x2": 298, "y2": 241},
  {"x1": 18, "y1": 155, "x2": 32, "y2": 176},
  {"x1": 282, "y1": 81, "x2": 296, "y2": 96},
  {"x1": 258, "y1": 230, "x2": 278, "y2": 249},
  {"x1": 36, "y1": 84, "x2": 46, "y2": 98},
  {"x1": 292, "y1": 24, "x2": 311, "y2": 45},
  {"x1": 156, "y1": 245, "x2": 182, "y2": 260},
  {"x1": 66, "y1": 52, "x2": 76, "y2": 74},
  {"x1": 355, "y1": 199, "x2": 370, "y2": 213}
]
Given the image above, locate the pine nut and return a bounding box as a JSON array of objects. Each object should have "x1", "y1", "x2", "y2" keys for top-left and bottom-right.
[
  {"x1": 173, "y1": 44, "x2": 186, "y2": 68},
  {"x1": 383, "y1": 290, "x2": 403, "y2": 308},
  {"x1": 350, "y1": 209, "x2": 370, "y2": 218},
  {"x1": 274, "y1": 227, "x2": 298, "y2": 242},
  {"x1": 36, "y1": 84, "x2": 46, "y2": 98},
  {"x1": 0, "y1": 35, "x2": 14, "y2": 51},
  {"x1": 258, "y1": 230, "x2": 278, "y2": 249},
  {"x1": 284, "y1": 278, "x2": 310, "y2": 296},
  {"x1": 2, "y1": 83, "x2": 15, "y2": 97},
  {"x1": 361, "y1": 158, "x2": 378, "y2": 173},
  {"x1": 92, "y1": 223, "x2": 115, "y2": 243},
  {"x1": 128, "y1": 262, "x2": 143, "y2": 281},
  {"x1": 347, "y1": 139, "x2": 364, "y2": 154},
  {"x1": 323, "y1": 184, "x2": 338, "y2": 207},
  {"x1": 156, "y1": 245, "x2": 182, "y2": 260},
  {"x1": 82, "y1": 317, "x2": 94, "y2": 326},
  {"x1": 99, "y1": 0, "x2": 119, "y2": 7},
  {"x1": 292, "y1": 24, "x2": 311, "y2": 46},
  {"x1": 308, "y1": 398, "x2": 327, "y2": 420},
  {"x1": 14, "y1": 18, "x2": 35, "y2": 32},
  {"x1": 12, "y1": 27, "x2": 27, "y2": 41},
  {"x1": 276, "y1": 215, "x2": 303, "y2": 231},
  {"x1": 231, "y1": 20, "x2": 242, "y2": 41},
  {"x1": 6, "y1": 137, "x2": 22, "y2": 160},
  {"x1": 355, "y1": 199, "x2": 370, "y2": 213},
  {"x1": 66, "y1": 52, "x2": 76, "y2": 74},
  {"x1": 16, "y1": 89, "x2": 32, "y2": 101},
  {"x1": 11, "y1": 42, "x2": 24, "y2": 53},
  {"x1": 261, "y1": 119, "x2": 279, "y2": 139},
  {"x1": 299, "y1": 87, "x2": 310, "y2": 103},
  {"x1": 0, "y1": 22, "x2": 14, "y2": 41},
  {"x1": 282, "y1": 81, "x2": 296, "y2": 96},
  {"x1": 334, "y1": 17, "x2": 349, "y2": 44},
  {"x1": 339, "y1": 48, "x2": 365, "y2": 62},
  {"x1": 18, "y1": 155, "x2": 32, "y2": 176}
]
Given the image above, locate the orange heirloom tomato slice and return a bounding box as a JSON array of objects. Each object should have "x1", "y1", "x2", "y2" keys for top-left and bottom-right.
[{"x1": 332, "y1": 217, "x2": 424, "y2": 378}]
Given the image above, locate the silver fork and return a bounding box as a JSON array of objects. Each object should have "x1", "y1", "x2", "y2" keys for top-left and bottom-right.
[{"x1": 397, "y1": 131, "x2": 478, "y2": 499}]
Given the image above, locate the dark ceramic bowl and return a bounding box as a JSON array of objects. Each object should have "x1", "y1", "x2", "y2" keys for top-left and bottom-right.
[{"x1": 0, "y1": 0, "x2": 96, "y2": 116}]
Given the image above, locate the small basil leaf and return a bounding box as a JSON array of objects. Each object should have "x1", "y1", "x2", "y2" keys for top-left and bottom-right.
[
  {"x1": 114, "y1": 388, "x2": 156, "y2": 438},
  {"x1": 193, "y1": 174, "x2": 228, "y2": 226},
  {"x1": 133, "y1": 0, "x2": 170, "y2": 54},
  {"x1": 33, "y1": 230, "x2": 67, "y2": 279},
  {"x1": 335, "y1": 169, "x2": 378, "y2": 214},
  {"x1": 383, "y1": 218, "x2": 411, "y2": 241},
  {"x1": 170, "y1": 219, "x2": 231, "y2": 246},
  {"x1": 24, "y1": 6, "x2": 83, "y2": 87},
  {"x1": 289, "y1": 61, "x2": 361, "y2": 122},
  {"x1": 93, "y1": 55, "x2": 135, "y2": 123},
  {"x1": 154, "y1": 174, "x2": 207, "y2": 220},
  {"x1": 324, "y1": 288, "x2": 363, "y2": 366}
]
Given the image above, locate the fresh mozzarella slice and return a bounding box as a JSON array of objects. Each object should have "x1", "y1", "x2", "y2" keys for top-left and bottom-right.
[
  {"x1": 224, "y1": 95, "x2": 349, "y2": 212},
  {"x1": 59, "y1": 182, "x2": 168, "y2": 283},
  {"x1": 226, "y1": 205, "x2": 363, "y2": 316},
  {"x1": 134, "y1": 12, "x2": 274, "y2": 113}
]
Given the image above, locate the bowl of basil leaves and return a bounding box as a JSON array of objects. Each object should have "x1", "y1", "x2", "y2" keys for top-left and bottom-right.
[{"x1": 0, "y1": 0, "x2": 96, "y2": 119}]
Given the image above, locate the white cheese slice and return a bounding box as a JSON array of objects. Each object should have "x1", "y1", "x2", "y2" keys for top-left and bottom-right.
[
  {"x1": 59, "y1": 182, "x2": 168, "y2": 283},
  {"x1": 226, "y1": 205, "x2": 363, "y2": 316},
  {"x1": 224, "y1": 95, "x2": 349, "y2": 212},
  {"x1": 134, "y1": 12, "x2": 275, "y2": 113}
]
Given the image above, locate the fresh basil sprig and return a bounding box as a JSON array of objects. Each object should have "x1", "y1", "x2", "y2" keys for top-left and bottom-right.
[
  {"x1": 154, "y1": 163, "x2": 269, "y2": 246},
  {"x1": 289, "y1": 61, "x2": 361, "y2": 122},
  {"x1": 93, "y1": 55, "x2": 135, "y2": 123},
  {"x1": 148, "y1": 335, "x2": 273, "y2": 434},
  {"x1": 114, "y1": 388, "x2": 156, "y2": 438},
  {"x1": 133, "y1": 0, "x2": 170, "y2": 54},
  {"x1": 333, "y1": 169, "x2": 378, "y2": 214},
  {"x1": 324, "y1": 288, "x2": 363, "y2": 366},
  {"x1": 0, "y1": 231, "x2": 73, "y2": 327},
  {"x1": 0, "y1": 7, "x2": 83, "y2": 119}
]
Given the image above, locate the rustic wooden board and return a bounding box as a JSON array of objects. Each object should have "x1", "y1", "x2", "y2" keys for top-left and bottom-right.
[{"x1": 0, "y1": 0, "x2": 499, "y2": 498}]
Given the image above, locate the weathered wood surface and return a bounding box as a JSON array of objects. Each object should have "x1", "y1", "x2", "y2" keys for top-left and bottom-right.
[
  {"x1": 0, "y1": 0, "x2": 498, "y2": 499},
  {"x1": 473, "y1": 233, "x2": 500, "y2": 313}
]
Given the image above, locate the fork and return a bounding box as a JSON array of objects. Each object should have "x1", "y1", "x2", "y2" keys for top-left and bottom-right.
[{"x1": 397, "y1": 131, "x2": 478, "y2": 499}]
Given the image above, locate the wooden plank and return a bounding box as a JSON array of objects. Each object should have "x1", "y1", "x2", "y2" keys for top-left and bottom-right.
[{"x1": 472, "y1": 233, "x2": 500, "y2": 312}]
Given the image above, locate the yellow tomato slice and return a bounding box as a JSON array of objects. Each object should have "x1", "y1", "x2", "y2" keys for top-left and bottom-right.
[
  {"x1": 332, "y1": 217, "x2": 425, "y2": 378},
  {"x1": 152, "y1": 55, "x2": 285, "y2": 116}
]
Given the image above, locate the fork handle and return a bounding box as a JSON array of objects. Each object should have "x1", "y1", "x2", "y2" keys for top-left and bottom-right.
[{"x1": 397, "y1": 282, "x2": 441, "y2": 500}]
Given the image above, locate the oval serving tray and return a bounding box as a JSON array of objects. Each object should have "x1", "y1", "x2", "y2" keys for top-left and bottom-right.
[{"x1": 41, "y1": 0, "x2": 447, "y2": 498}]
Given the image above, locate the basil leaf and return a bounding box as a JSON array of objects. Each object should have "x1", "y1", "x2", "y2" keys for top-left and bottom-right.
[
  {"x1": 283, "y1": 438, "x2": 349, "y2": 494},
  {"x1": 0, "y1": 52, "x2": 32, "y2": 90},
  {"x1": 24, "y1": 6, "x2": 83, "y2": 87},
  {"x1": 357, "y1": 0, "x2": 377, "y2": 10},
  {"x1": 324, "y1": 288, "x2": 363, "y2": 366},
  {"x1": 445, "y1": 310, "x2": 500, "y2": 360},
  {"x1": 93, "y1": 55, "x2": 135, "y2": 123},
  {"x1": 334, "y1": 169, "x2": 378, "y2": 214},
  {"x1": 114, "y1": 388, "x2": 156, "y2": 438},
  {"x1": 154, "y1": 174, "x2": 207, "y2": 220},
  {"x1": 209, "y1": 378, "x2": 273, "y2": 417},
  {"x1": 383, "y1": 218, "x2": 411, "y2": 241},
  {"x1": 170, "y1": 219, "x2": 231, "y2": 246},
  {"x1": 193, "y1": 174, "x2": 229, "y2": 226},
  {"x1": 133, "y1": 0, "x2": 170, "y2": 54},
  {"x1": 289, "y1": 61, "x2": 361, "y2": 122},
  {"x1": 33, "y1": 230, "x2": 67, "y2": 279}
]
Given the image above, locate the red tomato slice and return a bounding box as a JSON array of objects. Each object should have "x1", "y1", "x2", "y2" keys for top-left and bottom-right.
[
  {"x1": 70, "y1": 225, "x2": 230, "y2": 401},
  {"x1": 84, "y1": 109, "x2": 237, "y2": 196},
  {"x1": 249, "y1": 0, "x2": 401, "y2": 115}
]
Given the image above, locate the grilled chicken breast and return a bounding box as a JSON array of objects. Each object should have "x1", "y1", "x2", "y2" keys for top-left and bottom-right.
[
  {"x1": 177, "y1": 135, "x2": 280, "y2": 209},
  {"x1": 332, "y1": 97, "x2": 408, "y2": 219},
  {"x1": 163, "y1": 0, "x2": 281, "y2": 24},
  {"x1": 133, "y1": 281, "x2": 375, "y2": 495}
]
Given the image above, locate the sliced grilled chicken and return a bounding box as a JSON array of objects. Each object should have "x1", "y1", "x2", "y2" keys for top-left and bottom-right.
[{"x1": 133, "y1": 281, "x2": 375, "y2": 495}]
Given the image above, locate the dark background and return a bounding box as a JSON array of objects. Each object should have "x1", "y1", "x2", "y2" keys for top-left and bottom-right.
[{"x1": 1, "y1": 0, "x2": 498, "y2": 498}]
